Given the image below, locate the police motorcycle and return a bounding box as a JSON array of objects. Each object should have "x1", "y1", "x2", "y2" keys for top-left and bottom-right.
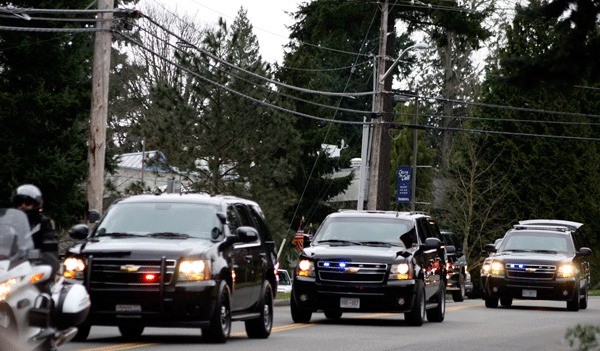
[{"x1": 0, "y1": 208, "x2": 90, "y2": 350}]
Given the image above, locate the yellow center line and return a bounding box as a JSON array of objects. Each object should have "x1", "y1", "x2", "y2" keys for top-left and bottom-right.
[{"x1": 77, "y1": 342, "x2": 159, "y2": 351}]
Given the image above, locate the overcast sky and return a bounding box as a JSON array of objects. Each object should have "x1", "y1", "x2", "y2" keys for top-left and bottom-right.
[{"x1": 149, "y1": 0, "x2": 304, "y2": 64}]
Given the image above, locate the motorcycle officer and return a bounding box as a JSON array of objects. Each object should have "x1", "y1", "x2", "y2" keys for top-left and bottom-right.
[{"x1": 11, "y1": 184, "x2": 60, "y2": 284}]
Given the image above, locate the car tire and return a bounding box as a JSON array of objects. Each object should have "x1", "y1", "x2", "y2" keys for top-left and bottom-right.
[
  {"x1": 245, "y1": 281, "x2": 273, "y2": 339},
  {"x1": 500, "y1": 297, "x2": 513, "y2": 307},
  {"x1": 567, "y1": 284, "x2": 581, "y2": 312},
  {"x1": 579, "y1": 287, "x2": 588, "y2": 310},
  {"x1": 452, "y1": 275, "x2": 465, "y2": 302},
  {"x1": 203, "y1": 284, "x2": 231, "y2": 343},
  {"x1": 405, "y1": 280, "x2": 425, "y2": 326},
  {"x1": 484, "y1": 294, "x2": 498, "y2": 308},
  {"x1": 118, "y1": 325, "x2": 144, "y2": 339},
  {"x1": 426, "y1": 284, "x2": 445, "y2": 322},
  {"x1": 324, "y1": 310, "x2": 342, "y2": 319},
  {"x1": 72, "y1": 324, "x2": 91, "y2": 342},
  {"x1": 290, "y1": 291, "x2": 312, "y2": 323}
]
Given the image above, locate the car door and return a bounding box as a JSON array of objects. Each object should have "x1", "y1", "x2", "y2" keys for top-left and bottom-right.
[
  {"x1": 234, "y1": 203, "x2": 263, "y2": 307},
  {"x1": 226, "y1": 205, "x2": 254, "y2": 312},
  {"x1": 417, "y1": 218, "x2": 443, "y2": 299}
]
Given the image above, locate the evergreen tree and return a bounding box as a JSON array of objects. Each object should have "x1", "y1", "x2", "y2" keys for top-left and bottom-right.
[{"x1": 0, "y1": 0, "x2": 94, "y2": 227}]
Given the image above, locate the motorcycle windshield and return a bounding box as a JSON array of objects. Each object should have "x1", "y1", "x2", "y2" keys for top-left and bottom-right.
[{"x1": 0, "y1": 208, "x2": 34, "y2": 259}]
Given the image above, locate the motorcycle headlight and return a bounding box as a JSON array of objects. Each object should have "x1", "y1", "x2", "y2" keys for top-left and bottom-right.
[
  {"x1": 0, "y1": 278, "x2": 17, "y2": 300},
  {"x1": 296, "y1": 259, "x2": 315, "y2": 277},
  {"x1": 557, "y1": 264, "x2": 577, "y2": 278},
  {"x1": 390, "y1": 263, "x2": 412, "y2": 280},
  {"x1": 178, "y1": 259, "x2": 211, "y2": 281},
  {"x1": 63, "y1": 257, "x2": 86, "y2": 280}
]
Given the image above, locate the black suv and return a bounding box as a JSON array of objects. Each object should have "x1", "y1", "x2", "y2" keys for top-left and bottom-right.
[
  {"x1": 290, "y1": 210, "x2": 447, "y2": 326},
  {"x1": 64, "y1": 193, "x2": 278, "y2": 343},
  {"x1": 481, "y1": 220, "x2": 592, "y2": 311},
  {"x1": 440, "y1": 230, "x2": 469, "y2": 302}
]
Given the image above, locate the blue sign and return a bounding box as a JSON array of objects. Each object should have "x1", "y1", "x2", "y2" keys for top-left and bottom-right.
[{"x1": 396, "y1": 166, "x2": 411, "y2": 203}]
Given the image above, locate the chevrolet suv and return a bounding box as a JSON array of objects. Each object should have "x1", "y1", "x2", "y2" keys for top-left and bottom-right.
[
  {"x1": 440, "y1": 230, "x2": 469, "y2": 302},
  {"x1": 64, "y1": 193, "x2": 278, "y2": 343},
  {"x1": 481, "y1": 220, "x2": 592, "y2": 311},
  {"x1": 290, "y1": 210, "x2": 447, "y2": 326}
]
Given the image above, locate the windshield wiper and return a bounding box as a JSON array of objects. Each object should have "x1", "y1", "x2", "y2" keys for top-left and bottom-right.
[
  {"x1": 360, "y1": 241, "x2": 402, "y2": 247},
  {"x1": 96, "y1": 232, "x2": 144, "y2": 238},
  {"x1": 317, "y1": 239, "x2": 363, "y2": 246},
  {"x1": 532, "y1": 249, "x2": 558, "y2": 254},
  {"x1": 147, "y1": 232, "x2": 190, "y2": 239},
  {"x1": 501, "y1": 249, "x2": 530, "y2": 253}
]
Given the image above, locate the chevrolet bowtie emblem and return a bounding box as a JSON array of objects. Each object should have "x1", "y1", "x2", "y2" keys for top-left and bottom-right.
[
  {"x1": 526, "y1": 268, "x2": 536, "y2": 272},
  {"x1": 121, "y1": 265, "x2": 141, "y2": 272}
]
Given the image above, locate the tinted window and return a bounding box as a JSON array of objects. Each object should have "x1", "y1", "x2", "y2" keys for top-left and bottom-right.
[
  {"x1": 500, "y1": 231, "x2": 575, "y2": 254},
  {"x1": 96, "y1": 202, "x2": 221, "y2": 239},
  {"x1": 249, "y1": 205, "x2": 274, "y2": 243},
  {"x1": 227, "y1": 206, "x2": 241, "y2": 232},
  {"x1": 314, "y1": 217, "x2": 415, "y2": 248}
]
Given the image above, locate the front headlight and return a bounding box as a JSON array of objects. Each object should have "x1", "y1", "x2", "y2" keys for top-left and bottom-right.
[
  {"x1": 63, "y1": 257, "x2": 86, "y2": 280},
  {"x1": 390, "y1": 263, "x2": 412, "y2": 280},
  {"x1": 296, "y1": 259, "x2": 315, "y2": 277},
  {"x1": 0, "y1": 278, "x2": 17, "y2": 300},
  {"x1": 490, "y1": 261, "x2": 504, "y2": 276},
  {"x1": 178, "y1": 259, "x2": 211, "y2": 281},
  {"x1": 557, "y1": 264, "x2": 577, "y2": 278}
]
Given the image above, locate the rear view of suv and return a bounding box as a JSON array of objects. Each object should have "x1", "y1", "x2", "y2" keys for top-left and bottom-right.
[
  {"x1": 481, "y1": 220, "x2": 592, "y2": 311},
  {"x1": 63, "y1": 193, "x2": 278, "y2": 343},
  {"x1": 291, "y1": 211, "x2": 447, "y2": 326}
]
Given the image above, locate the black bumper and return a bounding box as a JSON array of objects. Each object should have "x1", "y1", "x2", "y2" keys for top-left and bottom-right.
[
  {"x1": 293, "y1": 277, "x2": 417, "y2": 313},
  {"x1": 85, "y1": 281, "x2": 219, "y2": 327},
  {"x1": 482, "y1": 275, "x2": 578, "y2": 301}
]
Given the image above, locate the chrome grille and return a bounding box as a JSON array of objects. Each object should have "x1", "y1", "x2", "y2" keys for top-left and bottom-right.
[
  {"x1": 317, "y1": 261, "x2": 388, "y2": 283},
  {"x1": 88, "y1": 258, "x2": 177, "y2": 287},
  {"x1": 505, "y1": 263, "x2": 556, "y2": 280}
]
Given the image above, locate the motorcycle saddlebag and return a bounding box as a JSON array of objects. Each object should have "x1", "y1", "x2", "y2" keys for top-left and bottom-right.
[{"x1": 53, "y1": 284, "x2": 91, "y2": 329}]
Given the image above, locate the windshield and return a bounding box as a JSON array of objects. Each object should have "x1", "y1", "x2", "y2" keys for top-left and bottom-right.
[
  {"x1": 94, "y1": 202, "x2": 222, "y2": 240},
  {"x1": 0, "y1": 208, "x2": 34, "y2": 259},
  {"x1": 499, "y1": 231, "x2": 575, "y2": 254},
  {"x1": 314, "y1": 217, "x2": 415, "y2": 249}
]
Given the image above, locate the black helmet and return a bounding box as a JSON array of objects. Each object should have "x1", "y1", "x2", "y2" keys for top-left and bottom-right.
[{"x1": 11, "y1": 184, "x2": 43, "y2": 209}]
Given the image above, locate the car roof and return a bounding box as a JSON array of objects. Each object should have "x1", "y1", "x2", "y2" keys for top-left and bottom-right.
[
  {"x1": 114, "y1": 193, "x2": 259, "y2": 207},
  {"x1": 328, "y1": 210, "x2": 430, "y2": 220},
  {"x1": 517, "y1": 219, "x2": 583, "y2": 231}
]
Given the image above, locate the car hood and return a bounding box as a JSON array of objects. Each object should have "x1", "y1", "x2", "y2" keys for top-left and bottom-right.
[
  {"x1": 70, "y1": 237, "x2": 213, "y2": 259},
  {"x1": 303, "y1": 244, "x2": 409, "y2": 263},
  {"x1": 492, "y1": 252, "x2": 574, "y2": 264}
]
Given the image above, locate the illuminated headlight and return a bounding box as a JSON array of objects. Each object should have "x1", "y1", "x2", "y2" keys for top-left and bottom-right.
[
  {"x1": 390, "y1": 263, "x2": 411, "y2": 280},
  {"x1": 490, "y1": 261, "x2": 504, "y2": 276},
  {"x1": 481, "y1": 259, "x2": 492, "y2": 275},
  {"x1": 297, "y1": 259, "x2": 315, "y2": 277},
  {"x1": 63, "y1": 257, "x2": 86, "y2": 280},
  {"x1": 178, "y1": 259, "x2": 210, "y2": 281},
  {"x1": 0, "y1": 278, "x2": 17, "y2": 300},
  {"x1": 557, "y1": 264, "x2": 577, "y2": 278}
]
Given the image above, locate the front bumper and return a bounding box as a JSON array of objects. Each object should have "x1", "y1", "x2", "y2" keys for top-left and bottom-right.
[
  {"x1": 293, "y1": 277, "x2": 417, "y2": 313},
  {"x1": 482, "y1": 275, "x2": 578, "y2": 301},
  {"x1": 84, "y1": 280, "x2": 219, "y2": 327}
]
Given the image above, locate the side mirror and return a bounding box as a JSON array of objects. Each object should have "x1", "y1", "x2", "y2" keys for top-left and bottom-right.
[
  {"x1": 235, "y1": 226, "x2": 259, "y2": 243},
  {"x1": 445, "y1": 245, "x2": 457, "y2": 255},
  {"x1": 88, "y1": 210, "x2": 101, "y2": 224},
  {"x1": 484, "y1": 243, "x2": 497, "y2": 253},
  {"x1": 577, "y1": 247, "x2": 592, "y2": 257},
  {"x1": 303, "y1": 234, "x2": 311, "y2": 249},
  {"x1": 69, "y1": 224, "x2": 90, "y2": 240},
  {"x1": 422, "y1": 237, "x2": 442, "y2": 249}
]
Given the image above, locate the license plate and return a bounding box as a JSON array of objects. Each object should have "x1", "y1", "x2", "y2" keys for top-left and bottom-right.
[
  {"x1": 340, "y1": 297, "x2": 360, "y2": 309},
  {"x1": 522, "y1": 289, "x2": 537, "y2": 298},
  {"x1": 116, "y1": 304, "x2": 142, "y2": 312}
]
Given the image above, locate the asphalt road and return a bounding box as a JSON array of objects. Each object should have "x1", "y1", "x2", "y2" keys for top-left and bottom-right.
[{"x1": 61, "y1": 297, "x2": 600, "y2": 351}]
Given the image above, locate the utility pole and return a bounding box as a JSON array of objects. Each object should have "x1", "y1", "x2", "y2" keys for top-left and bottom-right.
[
  {"x1": 367, "y1": 0, "x2": 395, "y2": 210},
  {"x1": 87, "y1": 0, "x2": 114, "y2": 217}
]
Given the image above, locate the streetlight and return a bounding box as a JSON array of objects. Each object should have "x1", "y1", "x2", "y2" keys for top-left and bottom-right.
[
  {"x1": 359, "y1": 42, "x2": 430, "y2": 211},
  {"x1": 379, "y1": 42, "x2": 430, "y2": 83}
]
